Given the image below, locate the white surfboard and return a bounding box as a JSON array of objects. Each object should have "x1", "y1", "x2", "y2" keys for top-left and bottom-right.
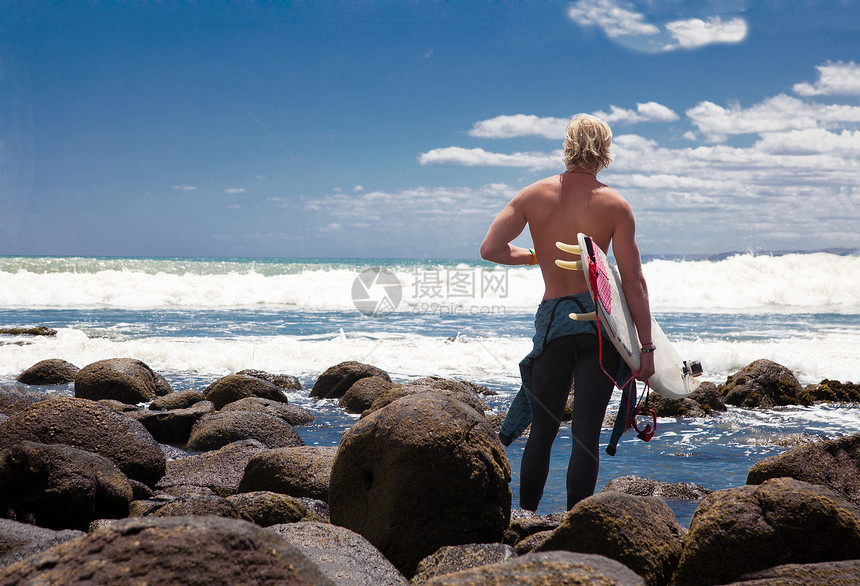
[{"x1": 555, "y1": 233, "x2": 702, "y2": 399}]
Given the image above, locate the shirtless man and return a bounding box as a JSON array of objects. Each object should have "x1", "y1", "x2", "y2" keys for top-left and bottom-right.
[{"x1": 480, "y1": 113, "x2": 655, "y2": 511}]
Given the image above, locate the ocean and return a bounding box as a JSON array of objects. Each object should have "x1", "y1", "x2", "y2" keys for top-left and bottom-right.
[{"x1": 1, "y1": 253, "x2": 859, "y2": 524}]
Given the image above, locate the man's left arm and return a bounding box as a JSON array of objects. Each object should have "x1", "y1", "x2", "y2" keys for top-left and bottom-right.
[{"x1": 480, "y1": 195, "x2": 534, "y2": 266}]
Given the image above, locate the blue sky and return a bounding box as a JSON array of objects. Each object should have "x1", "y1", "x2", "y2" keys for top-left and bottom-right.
[{"x1": 2, "y1": 1, "x2": 859, "y2": 259}]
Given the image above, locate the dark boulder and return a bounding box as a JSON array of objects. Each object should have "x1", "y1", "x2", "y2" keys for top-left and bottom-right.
[
  {"x1": 149, "y1": 390, "x2": 206, "y2": 410},
  {"x1": 602, "y1": 475, "x2": 712, "y2": 500},
  {"x1": 747, "y1": 433, "x2": 860, "y2": 504},
  {"x1": 329, "y1": 392, "x2": 510, "y2": 577},
  {"x1": 536, "y1": 491, "x2": 683, "y2": 586},
  {"x1": 17, "y1": 359, "x2": 80, "y2": 385},
  {"x1": 129, "y1": 494, "x2": 242, "y2": 519},
  {"x1": 338, "y1": 375, "x2": 393, "y2": 414},
  {"x1": 128, "y1": 400, "x2": 215, "y2": 445},
  {"x1": 422, "y1": 550, "x2": 644, "y2": 585},
  {"x1": 227, "y1": 491, "x2": 310, "y2": 527},
  {"x1": 0, "y1": 387, "x2": 45, "y2": 417},
  {"x1": 237, "y1": 369, "x2": 303, "y2": 391},
  {"x1": 412, "y1": 543, "x2": 516, "y2": 585},
  {"x1": 0, "y1": 516, "x2": 335, "y2": 585},
  {"x1": 203, "y1": 374, "x2": 288, "y2": 409},
  {"x1": 0, "y1": 327, "x2": 56, "y2": 336},
  {"x1": 729, "y1": 559, "x2": 860, "y2": 585},
  {"x1": 502, "y1": 510, "x2": 566, "y2": 551},
  {"x1": 186, "y1": 410, "x2": 304, "y2": 452},
  {"x1": 222, "y1": 396, "x2": 315, "y2": 426},
  {"x1": 239, "y1": 446, "x2": 335, "y2": 502},
  {"x1": 155, "y1": 439, "x2": 267, "y2": 497},
  {"x1": 0, "y1": 518, "x2": 83, "y2": 569},
  {"x1": 310, "y1": 361, "x2": 391, "y2": 400},
  {"x1": 673, "y1": 477, "x2": 860, "y2": 585},
  {"x1": 270, "y1": 521, "x2": 407, "y2": 586},
  {"x1": 0, "y1": 441, "x2": 133, "y2": 531},
  {"x1": 361, "y1": 383, "x2": 488, "y2": 419},
  {"x1": 75, "y1": 358, "x2": 173, "y2": 403},
  {"x1": 720, "y1": 359, "x2": 804, "y2": 407},
  {"x1": 0, "y1": 396, "x2": 166, "y2": 486},
  {"x1": 648, "y1": 382, "x2": 725, "y2": 417},
  {"x1": 799, "y1": 379, "x2": 860, "y2": 404}
]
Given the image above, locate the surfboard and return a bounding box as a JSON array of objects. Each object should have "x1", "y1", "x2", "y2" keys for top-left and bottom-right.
[{"x1": 555, "y1": 233, "x2": 702, "y2": 399}]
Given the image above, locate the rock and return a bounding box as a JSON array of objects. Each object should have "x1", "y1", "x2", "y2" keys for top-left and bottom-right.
[
  {"x1": 338, "y1": 375, "x2": 393, "y2": 414},
  {"x1": 16, "y1": 359, "x2": 80, "y2": 385},
  {"x1": 203, "y1": 373, "x2": 288, "y2": 409},
  {"x1": 536, "y1": 491, "x2": 683, "y2": 586},
  {"x1": 361, "y1": 383, "x2": 488, "y2": 419},
  {"x1": 128, "y1": 401, "x2": 215, "y2": 445},
  {"x1": 799, "y1": 379, "x2": 860, "y2": 404},
  {"x1": 149, "y1": 390, "x2": 206, "y2": 410},
  {"x1": 0, "y1": 327, "x2": 56, "y2": 336},
  {"x1": 329, "y1": 392, "x2": 510, "y2": 577},
  {"x1": 0, "y1": 518, "x2": 84, "y2": 569},
  {"x1": 186, "y1": 411, "x2": 305, "y2": 452},
  {"x1": 728, "y1": 559, "x2": 860, "y2": 585},
  {"x1": 309, "y1": 361, "x2": 391, "y2": 400},
  {"x1": 130, "y1": 494, "x2": 242, "y2": 519},
  {"x1": 222, "y1": 397, "x2": 315, "y2": 426},
  {"x1": 646, "y1": 383, "x2": 725, "y2": 417},
  {"x1": 98, "y1": 399, "x2": 141, "y2": 413},
  {"x1": 502, "y1": 510, "x2": 566, "y2": 549},
  {"x1": 239, "y1": 446, "x2": 335, "y2": 502},
  {"x1": 0, "y1": 515, "x2": 335, "y2": 584},
  {"x1": 237, "y1": 369, "x2": 303, "y2": 391},
  {"x1": 74, "y1": 358, "x2": 173, "y2": 404},
  {"x1": 673, "y1": 478, "x2": 860, "y2": 586},
  {"x1": 227, "y1": 491, "x2": 310, "y2": 526},
  {"x1": 720, "y1": 359, "x2": 804, "y2": 408},
  {"x1": 602, "y1": 475, "x2": 712, "y2": 500},
  {"x1": 746, "y1": 433, "x2": 860, "y2": 504},
  {"x1": 0, "y1": 387, "x2": 46, "y2": 417},
  {"x1": 412, "y1": 543, "x2": 516, "y2": 585},
  {"x1": 422, "y1": 550, "x2": 644, "y2": 585},
  {"x1": 0, "y1": 396, "x2": 166, "y2": 486},
  {"x1": 689, "y1": 381, "x2": 726, "y2": 412},
  {"x1": 0, "y1": 441, "x2": 133, "y2": 531},
  {"x1": 270, "y1": 521, "x2": 407, "y2": 586},
  {"x1": 155, "y1": 439, "x2": 267, "y2": 496}
]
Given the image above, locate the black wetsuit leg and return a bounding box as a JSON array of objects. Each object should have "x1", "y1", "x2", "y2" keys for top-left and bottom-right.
[{"x1": 518, "y1": 333, "x2": 621, "y2": 511}]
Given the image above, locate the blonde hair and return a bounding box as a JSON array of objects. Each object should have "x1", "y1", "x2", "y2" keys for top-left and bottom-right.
[{"x1": 563, "y1": 114, "x2": 614, "y2": 172}]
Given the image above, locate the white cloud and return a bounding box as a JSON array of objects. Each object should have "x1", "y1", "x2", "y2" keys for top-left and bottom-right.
[
  {"x1": 754, "y1": 128, "x2": 860, "y2": 156},
  {"x1": 225, "y1": 188, "x2": 247, "y2": 194},
  {"x1": 594, "y1": 102, "x2": 679, "y2": 124},
  {"x1": 567, "y1": 0, "x2": 659, "y2": 37},
  {"x1": 686, "y1": 94, "x2": 860, "y2": 141},
  {"x1": 171, "y1": 185, "x2": 197, "y2": 191},
  {"x1": 663, "y1": 16, "x2": 747, "y2": 50},
  {"x1": 320, "y1": 223, "x2": 343, "y2": 232},
  {"x1": 469, "y1": 114, "x2": 569, "y2": 139},
  {"x1": 418, "y1": 147, "x2": 560, "y2": 169},
  {"x1": 793, "y1": 61, "x2": 860, "y2": 96}
]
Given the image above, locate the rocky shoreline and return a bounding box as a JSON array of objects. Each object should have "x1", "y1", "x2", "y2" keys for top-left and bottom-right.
[{"x1": 1, "y1": 356, "x2": 858, "y2": 585}]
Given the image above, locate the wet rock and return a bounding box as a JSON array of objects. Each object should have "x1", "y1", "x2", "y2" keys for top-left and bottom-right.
[
  {"x1": 361, "y1": 383, "x2": 488, "y2": 419},
  {"x1": 720, "y1": 359, "x2": 804, "y2": 408},
  {"x1": 412, "y1": 543, "x2": 516, "y2": 585},
  {"x1": 149, "y1": 390, "x2": 206, "y2": 410},
  {"x1": 502, "y1": 510, "x2": 566, "y2": 550},
  {"x1": 130, "y1": 494, "x2": 242, "y2": 519},
  {"x1": 128, "y1": 400, "x2": 215, "y2": 445},
  {"x1": 0, "y1": 515, "x2": 335, "y2": 584},
  {"x1": 647, "y1": 382, "x2": 724, "y2": 418},
  {"x1": 536, "y1": 491, "x2": 683, "y2": 586},
  {"x1": 329, "y1": 392, "x2": 510, "y2": 577},
  {"x1": 0, "y1": 387, "x2": 47, "y2": 417},
  {"x1": 98, "y1": 399, "x2": 141, "y2": 413},
  {"x1": 239, "y1": 446, "x2": 335, "y2": 502},
  {"x1": 673, "y1": 478, "x2": 860, "y2": 586},
  {"x1": 0, "y1": 327, "x2": 56, "y2": 336},
  {"x1": 799, "y1": 379, "x2": 860, "y2": 404},
  {"x1": 227, "y1": 491, "x2": 310, "y2": 526},
  {"x1": 74, "y1": 358, "x2": 172, "y2": 404},
  {"x1": 203, "y1": 373, "x2": 288, "y2": 409},
  {"x1": 0, "y1": 441, "x2": 133, "y2": 531},
  {"x1": 602, "y1": 475, "x2": 712, "y2": 500},
  {"x1": 422, "y1": 550, "x2": 644, "y2": 585},
  {"x1": 270, "y1": 521, "x2": 407, "y2": 586},
  {"x1": 689, "y1": 381, "x2": 727, "y2": 412},
  {"x1": 746, "y1": 433, "x2": 860, "y2": 504},
  {"x1": 237, "y1": 369, "x2": 303, "y2": 391},
  {"x1": 155, "y1": 439, "x2": 267, "y2": 496},
  {"x1": 310, "y1": 361, "x2": 391, "y2": 400},
  {"x1": 0, "y1": 518, "x2": 83, "y2": 569},
  {"x1": 728, "y1": 559, "x2": 860, "y2": 585},
  {"x1": 186, "y1": 410, "x2": 305, "y2": 452},
  {"x1": 16, "y1": 359, "x2": 80, "y2": 385},
  {"x1": 0, "y1": 396, "x2": 166, "y2": 486},
  {"x1": 222, "y1": 397, "x2": 315, "y2": 426},
  {"x1": 338, "y1": 375, "x2": 393, "y2": 414}
]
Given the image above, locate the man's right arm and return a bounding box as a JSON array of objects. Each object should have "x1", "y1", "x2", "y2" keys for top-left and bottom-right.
[{"x1": 612, "y1": 204, "x2": 655, "y2": 382}]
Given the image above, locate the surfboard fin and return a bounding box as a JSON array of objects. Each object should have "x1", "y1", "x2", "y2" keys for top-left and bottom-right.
[
  {"x1": 555, "y1": 242, "x2": 580, "y2": 255},
  {"x1": 568, "y1": 311, "x2": 597, "y2": 321},
  {"x1": 555, "y1": 259, "x2": 583, "y2": 271}
]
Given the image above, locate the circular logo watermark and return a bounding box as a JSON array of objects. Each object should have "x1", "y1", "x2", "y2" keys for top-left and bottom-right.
[{"x1": 351, "y1": 267, "x2": 402, "y2": 316}]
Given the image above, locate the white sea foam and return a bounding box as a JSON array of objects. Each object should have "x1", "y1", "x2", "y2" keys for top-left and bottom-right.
[{"x1": 1, "y1": 253, "x2": 857, "y2": 312}]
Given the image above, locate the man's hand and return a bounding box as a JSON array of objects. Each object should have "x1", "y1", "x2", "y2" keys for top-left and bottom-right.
[{"x1": 635, "y1": 351, "x2": 655, "y2": 382}]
